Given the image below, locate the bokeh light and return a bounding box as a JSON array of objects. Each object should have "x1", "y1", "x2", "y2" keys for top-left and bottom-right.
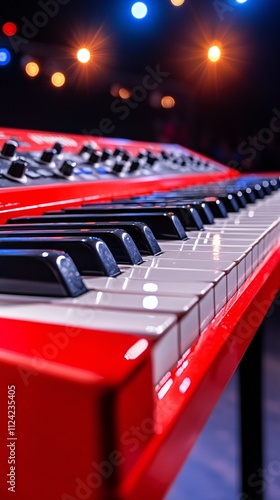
[
  {"x1": 161, "y1": 96, "x2": 176, "y2": 108},
  {"x1": 2, "y1": 22, "x2": 17, "y2": 37},
  {"x1": 51, "y1": 72, "x2": 66, "y2": 87},
  {"x1": 110, "y1": 84, "x2": 121, "y2": 97},
  {"x1": 0, "y1": 48, "x2": 11, "y2": 66},
  {"x1": 25, "y1": 61, "x2": 40, "y2": 77},
  {"x1": 131, "y1": 2, "x2": 148, "y2": 19},
  {"x1": 208, "y1": 45, "x2": 221, "y2": 62},
  {"x1": 77, "y1": 48, "x2": 91, "y2": 63},
  {"x1": 236, "y1": 0, "x2": 248, "y2": 3},
  {"x1": 119, "y1": 87, "x2": 132, "y2": 99},
  {"x1": 170, "y1": 0, "x2": 185, "y2": 6}
]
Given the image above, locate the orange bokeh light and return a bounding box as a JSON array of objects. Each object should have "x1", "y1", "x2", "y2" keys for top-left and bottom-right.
[
  {"x1": 170, "y1": 0, "x2": 185, "y2": 6},
  {"x1": 119, "y1": 88, "x2": 131, "y2": 99},
  {"x1": 161, "y1": 95, "x2": 176, "y2": 108},
  {"x1": 51, "y1": 72, "x2": 66, "y2": 87},
  {"x1": 25, "y1": 62, "x2": 40, "y2": 77}
]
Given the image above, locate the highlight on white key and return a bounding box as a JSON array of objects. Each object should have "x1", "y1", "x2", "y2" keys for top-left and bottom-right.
[
  {"x1": 124, "y1": 339, "x2": 149, "y2": 360},
  {"x1": 142, "y1": 295, "x2": 159, "y2": 310}
]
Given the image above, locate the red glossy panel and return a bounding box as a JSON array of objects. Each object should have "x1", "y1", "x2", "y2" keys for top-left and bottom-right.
[
  {"x1": 117, "y1": 246, "x2": 280, "y2": 500},
  {"x1": 0, "y1": 319, "x2": 154, "y2": 499}
]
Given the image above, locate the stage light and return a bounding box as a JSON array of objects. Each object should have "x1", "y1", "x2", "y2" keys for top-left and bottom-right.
[
  {"x1": 51, "y1": 72, "x2": 66, "y2": 87},
  {"x1": 0, "y1": 48, "x2": 11, "y2": 66},
  {"x1": 161, "y1": 96, "x2": 176, "y2": 108},
  {"x1": 25, "y1": 62, "x2": 40, "y2": 77},
  {"x1": 77, "y1": 48, "x2": 91, "y2": 64},
  {"x1": 2, "y1": 22, "x2": 17, "y2": 37},
  {"x1": 170, "y1": 0, "x2": 185, "y2": 6},
  {"x1": 131, "y1": 2, "x2": 148, "y2": 19},
  {"x1": 236, "y1": 0, "x2": 248, "y2": 3},
  {"x1": 208, "y1": 45, "x2": 221, "y2": 62}
]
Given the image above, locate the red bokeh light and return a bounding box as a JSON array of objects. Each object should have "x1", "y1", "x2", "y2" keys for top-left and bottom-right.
[{"x1": 2, "y1": 22, "x2": 17, "y2": 37}]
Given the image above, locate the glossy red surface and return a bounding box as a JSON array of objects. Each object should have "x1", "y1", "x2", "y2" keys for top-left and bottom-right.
[
  {"x1": 0, "y1": 320, "x2": 154, "y2": 499},
  {"x1": 0, "y1": 127, "x2": 238, "y2": 224},
  {"x1": 118, "y1": 245, "x2": 280, "y2": 500},
  {"x1": 0, "y1": 127, "x2": 279, "y2": 499}
]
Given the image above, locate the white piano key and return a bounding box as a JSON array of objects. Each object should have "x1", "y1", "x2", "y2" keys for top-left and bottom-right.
[
  {"x1": 141, "y1": 250, "x2": 247, "y2": 289},
  {"x1": 0, "y1": 300, "x2": 179, "y2": 384},
  {"x1": 56, "y1": 290, "x2": 201, "y2": 352},
  {"x1": 119, "y1": 267, "x2": 227, "y2": 314},
  {"x1": 159, "y1": 241, "x2": 253, "y2": 278},
  {"x1": 135, "y1": 257, "x2": 237, "y2": 300},
  {"x1": 83, "y1": 276, "x2": 215, "y2": 333}
]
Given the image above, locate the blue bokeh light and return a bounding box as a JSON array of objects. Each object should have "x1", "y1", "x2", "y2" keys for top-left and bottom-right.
[
  {"x1": 235, "y1": 0, "x2": 248, "y2": 3},
  {"x1": 131, "y1": 2, "x2": 148, "y2": 19},
  {"x1": 0, "y1": 48, "x2": 11, "y2": 66}
]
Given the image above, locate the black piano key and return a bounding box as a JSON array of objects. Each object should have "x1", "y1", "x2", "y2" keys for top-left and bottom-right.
[
  {"x1": 218, "y1": 194, "x2": 240, "y2": 213},
  {"x1": 0, "y1": 249, "x2": 87, "y2": 297},
  {"x1": 242, "y1": 187, "x2": 257, "y2": 203},
  {"x1": 232, "y1": 190, "x2": 247, "y2": 208},
  {"x1": 203, "y1": 199, "x2": 228, "y2": 218},
  {"x1": 268, "y1": 179, "x2": 279, "y2": 191},
  {"x1": 0, "y1": 237, "x2": 121, "y2": 277},
  {"x1": 107, "y1": 198, "x2": 215, "y2": 225},
  {"x1": 7, "y1": 213, "x2": 188, "y2": 241},
  {"x1": 184, "y1": 202, "x2": 215, "y2": 224},
  {"x1": 60, "y1": 206, "x2": 204, "y2": 231},
  {"x1": 260, "y1": 180, "x2": 272, "y2": 195},
  {"x1": 0, "y1": 221, "x2": 161, "y2": 256},
  {"x1": 251, "y1": 184, "x2": 265, "y2": 199},
  {"x1": 72, "y1": 229, "x2": 144, "y2": 265},
  {"x1": 0, "y1": 228, "x2": 143, "y2": 266}
]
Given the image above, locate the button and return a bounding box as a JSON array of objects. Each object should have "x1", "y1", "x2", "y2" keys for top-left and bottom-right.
[
  {"x1": 25, "y1": 169, "x2": 41, "y2": 179},
  {"x1": 37, "y1": 168, "x2": 54, "y2": 177}
]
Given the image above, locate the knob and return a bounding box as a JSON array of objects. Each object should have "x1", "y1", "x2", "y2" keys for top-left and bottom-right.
[
  {"x1": 173, "y1": 156, "x2": 185, "y2": 166},
  {"x1": 101, "y1": 149, "x2": 112, "y2": 162},
  {"x1": 146, "y1": 155, "x2": 157, "y2": 166},
  {"x1": 53, "y1": 142, "x2": 63, "y2": 155},
  {"x1": 57, "y1": 160, "x2": 76, "y2": 179},
  {"x1": 161, "y1": 150, "x2": 169, "y2": 160},
  {"x1": 39, "y1": 148, "x2": 57, "y2": 165},
  {"x1": 1, "y1": 140, "x2": 18, "y2": 159},
  {"x1": 4, "y1": 158, "x2": 28, "y2": 183},
  {"x1": 79, "y1": 145, "x2": 93, "y2": 156},
  {"x1": 137, "y1": 150, "x2": 147, "y2": 159},
  {"x1": 122, "y1": 151, "x2": 130, "y2": 162},
  {"x1": 128, "y1": 160, "x2": 140, "y2": 173},
  {"x1": 112, "y1": 162, "x2": 125, "y2": 174},
  {"x1": 113, "y1": 147, "x2": 125, "y2": 157},
  {"x1": 88, "y1": 150, "x2": 102, "y2": 165}
]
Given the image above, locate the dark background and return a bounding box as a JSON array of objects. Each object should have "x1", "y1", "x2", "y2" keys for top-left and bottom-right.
[{"x1": 1, "y1": 0, "x2": 280, "y2": 170}]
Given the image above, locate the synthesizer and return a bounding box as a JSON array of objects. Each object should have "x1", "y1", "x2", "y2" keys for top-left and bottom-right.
[{"x1": 0, "y1": 127, "x2": 279, "y2": 500}]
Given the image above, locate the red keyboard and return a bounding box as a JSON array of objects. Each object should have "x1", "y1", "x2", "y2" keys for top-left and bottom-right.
[{"x1": 0, "y1": 127, "x2": 279, "y2": 500}]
